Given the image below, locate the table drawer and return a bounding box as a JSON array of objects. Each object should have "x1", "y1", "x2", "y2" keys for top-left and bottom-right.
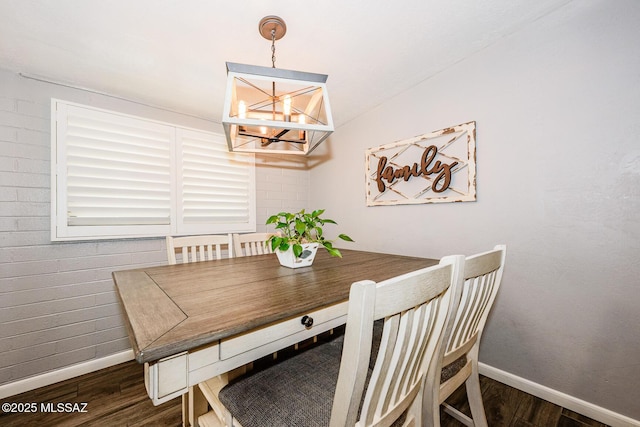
[
  {"x1": 144, "y1": 351, "x2": 189, "y2": 405},
  {"x1": 220, "y1": 301, "x2": 347, "y2": 360}
]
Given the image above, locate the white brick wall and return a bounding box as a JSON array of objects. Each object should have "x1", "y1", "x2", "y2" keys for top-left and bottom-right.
[
  {"x1": 0, "y1": 67, "x2": 310, "y2": 389},
  {"x1": 255, "y1": 157, "x2": 310, "y2": 230}
]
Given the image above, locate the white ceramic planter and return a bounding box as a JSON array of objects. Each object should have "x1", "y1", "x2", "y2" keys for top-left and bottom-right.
[{"x1": 275, "y1": 243, "x2": 319, "y2": 268}]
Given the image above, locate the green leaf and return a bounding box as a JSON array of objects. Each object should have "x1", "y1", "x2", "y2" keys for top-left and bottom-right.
[
  {"x1": 323, "y1": 218, "x2": 337, "y2": 225},
  {"x1": 295, "y1": 220, "x2": 306, "y2": 235},
  {"x1": 327, "y1": 248, "x2": 342, "y2": 258},
  {"x1": 265, "y1": 215, "x2": 278, "y2": 224},
  {"x1": 311, "y1": 209, "x2": 325, "y2": 217},
  {"x1": 270, "y1": 237, "x2": 282, "y2": 251},
  {"x1": 338, "y1": 234, "x2": 354, "y2": 242},
  {"x1": 278, "y1": 241, "x2": 290, "y2": 252},
  {"x1": 293, "y1": 244, "x2": 303, "y2": 258}
]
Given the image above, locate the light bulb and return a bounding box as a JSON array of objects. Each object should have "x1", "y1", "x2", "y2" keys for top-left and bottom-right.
[
  {"x1": 298, "y1": 115, "x2": 306, "y2": 140},
  {"x1": 238, "y1": 100, "x2": 247, "y2": 119},
  {"x1": 283, "y1": 95, "x2": 292, "y2": 122}
]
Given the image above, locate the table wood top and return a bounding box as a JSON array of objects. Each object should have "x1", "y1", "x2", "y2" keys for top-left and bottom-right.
[{"x1": 112, "y1": 249, "x2": 438, "y2": 363}]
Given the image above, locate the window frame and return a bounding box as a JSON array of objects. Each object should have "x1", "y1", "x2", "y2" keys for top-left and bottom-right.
[{"x1": 51, "y1": 99, "x2": 256, "y2": 241}]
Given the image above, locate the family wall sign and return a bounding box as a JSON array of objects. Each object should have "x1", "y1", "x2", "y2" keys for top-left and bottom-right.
[{"x1": 365, "y1": 121, "x2": 476, "y2": 206}]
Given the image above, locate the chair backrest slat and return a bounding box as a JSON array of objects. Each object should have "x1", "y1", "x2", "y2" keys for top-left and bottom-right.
[
  {"x1": 445, "y1": 246, "x2": 506, "y2": 357},
  {"x1": 232, "y1": 233, "x2": 277, "y2": 258},
  {"x1": 165, "y1": 234, "x2": 233, "y2": 264}
]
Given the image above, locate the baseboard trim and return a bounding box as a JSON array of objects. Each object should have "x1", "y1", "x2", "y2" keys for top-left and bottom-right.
[
  {"x1": 2, "y1": 353, "x2": 637, "y2": 426},
  {"x1": 0, "y1": 350, "x2": 134, "y2": 400},
  {"x1": 479, "y1": 362, "x2": 640, "y2": 427}
]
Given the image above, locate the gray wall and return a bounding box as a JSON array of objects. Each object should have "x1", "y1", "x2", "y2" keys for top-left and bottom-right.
[
  {"x1": 310, "y1": 0, "x2": 640, "y2": 420},
  {"x1": 0, "y1": 68, "x2": 310, "y2": 387}
]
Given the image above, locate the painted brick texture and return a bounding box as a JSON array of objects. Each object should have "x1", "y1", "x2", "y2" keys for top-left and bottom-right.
[{"x1": 0, "y1": 68, "x2": 311, "y2": 389}]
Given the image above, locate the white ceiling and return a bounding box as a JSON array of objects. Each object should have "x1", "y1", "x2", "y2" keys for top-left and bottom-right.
[{"x1": 0, "y1": 0, "x2": 572, "y2": 127}]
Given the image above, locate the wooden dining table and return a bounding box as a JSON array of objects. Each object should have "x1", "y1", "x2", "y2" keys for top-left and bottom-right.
[{"x1": 112, "y1": 249, "x2": 438, "y2": 406}]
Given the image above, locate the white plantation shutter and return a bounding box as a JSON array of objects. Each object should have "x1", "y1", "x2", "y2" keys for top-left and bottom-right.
[
  {"x1": 52, "y1": 100, "x2": 255, "y2": 241},
  {"x1": 178, "y1": 129, "x2": 255, "y2": 233},
  {"x1": 62, "y1": 104, "x2": 174, "y2": 226}
]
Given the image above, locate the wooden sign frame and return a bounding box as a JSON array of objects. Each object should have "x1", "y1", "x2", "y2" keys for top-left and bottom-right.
[{"x1": 365, "y1": 121, "x2": 476, "y2": 206}]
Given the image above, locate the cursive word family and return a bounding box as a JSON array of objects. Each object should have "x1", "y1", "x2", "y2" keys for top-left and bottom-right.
[{"x1": 375, "y1": 145, "x2": 458, "y2": 194}]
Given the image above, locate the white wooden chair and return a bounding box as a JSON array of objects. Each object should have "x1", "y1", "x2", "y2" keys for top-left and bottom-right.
[
  {"x1": 232, "y1": 232, "x2": 277, "y2": 257},
  {"x1": 209, "y1": 255, "x2": 464, "y2": 427},
  {"x1": 166, "y1": 234, "x2": 233, "y2": 264},
  {"x1": 426, "y1": 244, "x2": 507, "y2": 427},
  {"x1": 164, "y1": 234, "x2": 233, "y2": 426}
]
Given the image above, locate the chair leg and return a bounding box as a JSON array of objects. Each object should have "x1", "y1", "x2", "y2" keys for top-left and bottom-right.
[
  {"x1": 190, "y1": 385, "x2": 209, "y2": 427},
  {"x1": 465, "y1": 362, "x2": 488, "y2": 427},
  {"x1": 421, "y1": 375, "x2": 441, "y2": 427},
  {"x1": 182, "y1": 393, "x2": 190, "y2": 427}
]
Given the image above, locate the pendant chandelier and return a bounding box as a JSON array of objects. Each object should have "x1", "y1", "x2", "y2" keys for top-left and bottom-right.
[{"x1": 222, "y1": 16, "x2": 334, "y2": 155}]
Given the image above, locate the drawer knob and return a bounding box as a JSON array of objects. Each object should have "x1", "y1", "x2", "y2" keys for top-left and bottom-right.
[{"x1": 301, "y1": 315, "x2": 314, "y2": 328}]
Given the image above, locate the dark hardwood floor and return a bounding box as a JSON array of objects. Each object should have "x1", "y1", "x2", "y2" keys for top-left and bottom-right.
[
  {"x1": 0, "y1": 361, "x2": 181, "y2": 427},
  {"x1": 1, "y1": 360, "x2": 609, "y2": 426},
  {"x1": 441, "y1": 376, "x2": 609, "y2": 427}
]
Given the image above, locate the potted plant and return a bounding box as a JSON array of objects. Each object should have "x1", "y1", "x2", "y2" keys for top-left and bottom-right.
[{"x1": 266, "y1": 209, "x2": 354, "y2": 268}]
